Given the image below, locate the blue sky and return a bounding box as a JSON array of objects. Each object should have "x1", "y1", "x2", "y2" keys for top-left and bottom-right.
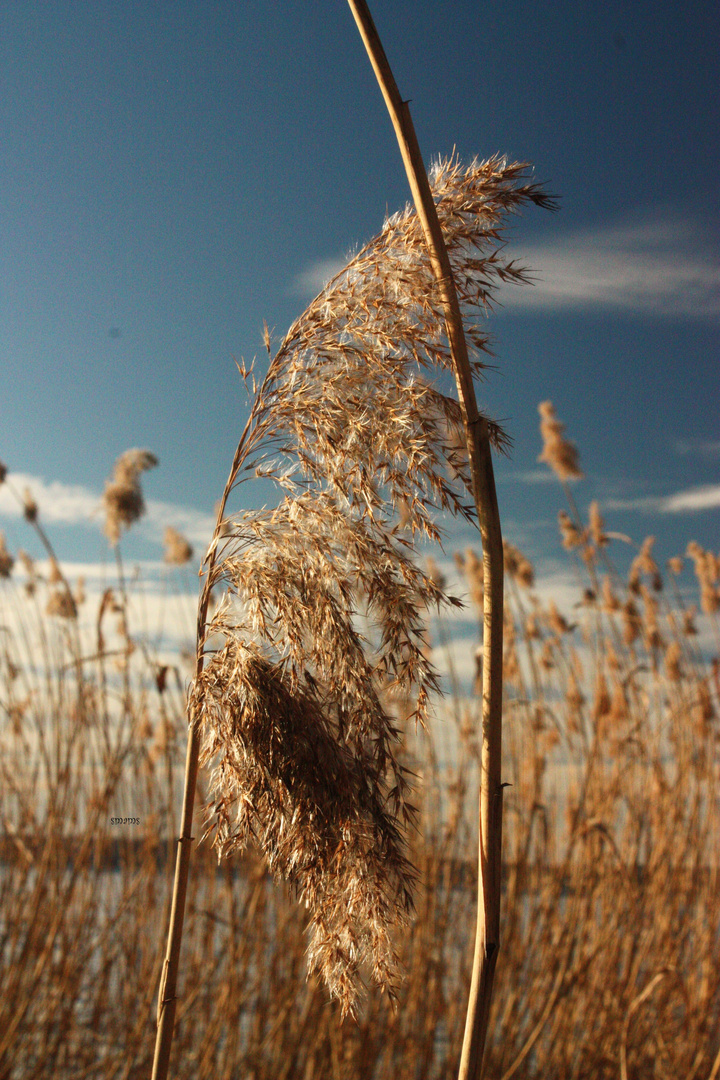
[{"x1": 1, "y1": 0, "x2": 718, "y2": 622}]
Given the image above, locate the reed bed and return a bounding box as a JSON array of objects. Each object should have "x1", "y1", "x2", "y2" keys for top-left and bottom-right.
[{"x1": 0, "y1": 417, "x2": 718, "y2": 1079}]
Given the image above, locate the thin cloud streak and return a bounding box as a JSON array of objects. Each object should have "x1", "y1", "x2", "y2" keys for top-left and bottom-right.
[
  {"x1": 674, "y1": 438, "x2": 720, "y2": 459},
  {"x1": 290, "y1": 256, "x2": 347, "y2": 298},
  {"x1": 293, "y1": 212, "x2": 719, "y2": 318},
  {"x1": 605, "y1": 483, "x2": 720, "y2": 514},
  {"x1": 503, "y1": 469, "x2": 556, "y2": 485},
  {"x1": 500, "y1": 211, "x2": 720, "y2": 318},
  {"x1": 144, "y1": 501, "x2": 215, "y2": 548},
  {"x1": 0, "y1": 472, "x2": 100, "y2": 525}
]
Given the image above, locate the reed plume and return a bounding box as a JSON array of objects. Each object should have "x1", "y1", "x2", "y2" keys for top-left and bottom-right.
[
  {"x1": 192, "y1": 155, "x2": 551, "y2": 1014},
  {"x1": 538, "y1": 400, "x2": 583, "y2": 482},
  {"x1": 163, "y1": 526, "x2": 194, "y2": 565},
  {"x1": 103, "y1": 448, "x2": 158, "y2": 545}
]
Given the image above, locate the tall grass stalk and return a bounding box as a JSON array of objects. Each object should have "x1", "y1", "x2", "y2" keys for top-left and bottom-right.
[{"x1": 345, "y1": 3, "x2": 506, "y2": 1074}]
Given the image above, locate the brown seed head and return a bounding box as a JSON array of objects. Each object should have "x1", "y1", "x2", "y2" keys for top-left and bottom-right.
[
  {"x1": 601, "y1": 575, "x2": 620, "y2": 612},
  {"x1": 629, "y1": 537, "x2": 662, "y2": 594},
  {"x1": 0, "y1": 532, "x2": 14, "y2": 578},
  {"x1": 547, "y1": 600, "x2": 571, "y2": 636},
  {"x1": 22, "y1": 487, "x2": 38, "y2": 523},
  {"x1": 588, "y1": 501, "x2": 608, "y2": 547},
  {"x1": 558, "y1": 510, "x2": 585, "y2": 550},
  {"x1": 192, "y1": 155, "x2": 555, "y2": 1013},
  {"x1": 592, "y1": 673, "x2": 612, "y2": 726},
  {"x1": 686, "y1": 541, "x2": 720, "y2": 614},
  {"x1": 683, "y1": 605, "x2": 698, "y2": 636},
  {"x1": 103, "y1": 448, "x2": 158, "y2": 545},
  {"x1": 163, "y1": 526, "x2": 194, "y2": 565},
  {"x1": 566, "y1": 666, "x2": 585, "y2": 712},
  {"x1": 622, "y1": 599, "x2": 641, "y2": 646},
  {"x1": 503, "y1": 539, "x2": 534, "y2": 587},
  {"x1": 46, "y1": 588, "x2": 77, "y2": 619},
  {"x1": 665, "y1": 641, "x2": 682, "y2": 682},
  {"x1": 537, "y1": 401, "x2": 584, "y2": 482}
]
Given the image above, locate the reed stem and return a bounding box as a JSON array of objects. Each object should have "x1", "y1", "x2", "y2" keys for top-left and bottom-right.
[
  {"x1": 345, "y1": 3, "x2": 505, "y2": 1076},
  {"x1": 151, "y1": 425, "x2": 251, "y2": 1079}
]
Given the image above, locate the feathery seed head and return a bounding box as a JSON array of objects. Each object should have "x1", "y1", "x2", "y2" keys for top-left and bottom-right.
[
  {"x1": 46, "y1": 589, "x2": 77, "y2": 619},
  {"x1": 538, "y1": 401, "x2": 584, "y2": 482},
  {"x1": 686, "y1": 541, "x2": 720, "y2": 614},
  {"x1": 103, "y1": 448, "x2": 158, "y2": 545},
  {"x1": 22, "y1": 488, "x2": 38, "y2": 523},
  {"x1": 163, "y1": 526, "x2": 194, "y2": 565},
  {"x1": 558, "y1": 510, "x2": 585, "y2": 550},
  {"x1": 588, "y1": 501, "x2": 608, "y2": 547},
  {"x1": 503, "y1": 539, "x2": 534, "y2": 587},
  {"x1": 0, "y1": 532, "x2": 14, "y2": 578},
  {"x1": 194, "y1": 155, "x2": 554, "y2": 1013},
  {"x1": 665, "y1": 641, "x2": 682, "y2": 682}
]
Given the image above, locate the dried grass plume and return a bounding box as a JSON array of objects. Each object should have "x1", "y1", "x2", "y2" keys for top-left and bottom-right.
[
  {"x1": 163, "y1": 526, "x2": 194, "y2": 565},
  {"x1": 103, "y1": 449, "x2": 158, "y2": 545},
  {"x1": 538, "y1": 400, "x2": 584, "y2": 482},
  {"x1": 194, "y1": 155, "x2": 555, "y2": 1014}
]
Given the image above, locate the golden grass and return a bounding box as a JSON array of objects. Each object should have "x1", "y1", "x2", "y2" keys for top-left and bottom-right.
[{"x1": 0, "y1": 420, "x2": 718, "y2": 1077}]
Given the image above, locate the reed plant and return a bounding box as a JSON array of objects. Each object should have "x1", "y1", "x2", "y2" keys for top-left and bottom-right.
[
  {"x1": 2, "y1": 7, "x2": 718, "y2": 1070},
  {"x1": 151, "y1": 138, "x2": 554, "y2": 1074}
]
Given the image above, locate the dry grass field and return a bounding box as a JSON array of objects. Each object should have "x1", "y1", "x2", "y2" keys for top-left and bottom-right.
[{"x1": 1, "y1": 416, "x2": 718, "y2": 1078}]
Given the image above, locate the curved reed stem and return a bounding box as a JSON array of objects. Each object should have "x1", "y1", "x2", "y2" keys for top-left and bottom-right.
[
  {"x1": 151, "y1": 420, "x2": 253, "y2": 1080},
  {"x1": 345, "y1": 3, "x2": 504, "y2": 1076}
]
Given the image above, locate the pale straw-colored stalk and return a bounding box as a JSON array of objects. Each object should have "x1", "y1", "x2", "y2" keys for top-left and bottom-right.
[{"x1": 345, "y1": 2, "x2": 503, "y2": 1075}]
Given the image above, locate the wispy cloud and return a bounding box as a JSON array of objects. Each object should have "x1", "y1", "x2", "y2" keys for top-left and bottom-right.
[
  {"x1": 144, "y1": 501, "x2": 215, "y2": 548},
  {"x1": 605, "y1": 483, "x2": 720, "y2": 514},
  {"x1": 2, "y1": 557, "x2": 198, "y2": 664},
  {"x1": 502, "y1": 469, "x2": 556, "y2": 485},
  {"x1": 0, "y1": 472, "x2": 215, "y2": 548},
  {"x1": 499, "y1": 210, "x2": 720, "y2": 318},
  {"x1": 0, "y1": 472, "x2": 100, "y2": 525},
  {"x1": 290, "y1": 256, "x2": 347, "y2": 298},
  {"x1": 291, "y1": 210, "x2": 719, "y2": 318},
  {"x1": 674, "y1": 438, "x2": 720, "y2": 459}
]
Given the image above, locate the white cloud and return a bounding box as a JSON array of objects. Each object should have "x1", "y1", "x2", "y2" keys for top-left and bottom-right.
[
  {"x1": 0, "y1": 471, "x2": 215, "y2": 549},
  {"x1": 291, "y1": 211, "x2": 720, "y2": 320},
  {"x1": 290, "y1": 256, "x2": 347, "y2": 298},
  {"x1": 0, "y1": 472, "x2": 100, "y2": 524},
  {"x1": 605, "y1": 483, "x2": 720, "y2": 514},
  {"x1": 498, "y1": 210, "x2": 720, "y2": 318},
  {"x1": 660, "y1": 485, "x2": 720, "y2": 513},
  {"x1": 2, "y1": 557, "x2": 198, "y2": 662},
  {"x1": 291, "y1": 211, "x2": 719, "y2": 318},
  {"x1": 504, "y1": 469, "x2": 556, "y2": 485},
  {"x1": 144, "y1": 500, "x2": 215, "y2": 548}
]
